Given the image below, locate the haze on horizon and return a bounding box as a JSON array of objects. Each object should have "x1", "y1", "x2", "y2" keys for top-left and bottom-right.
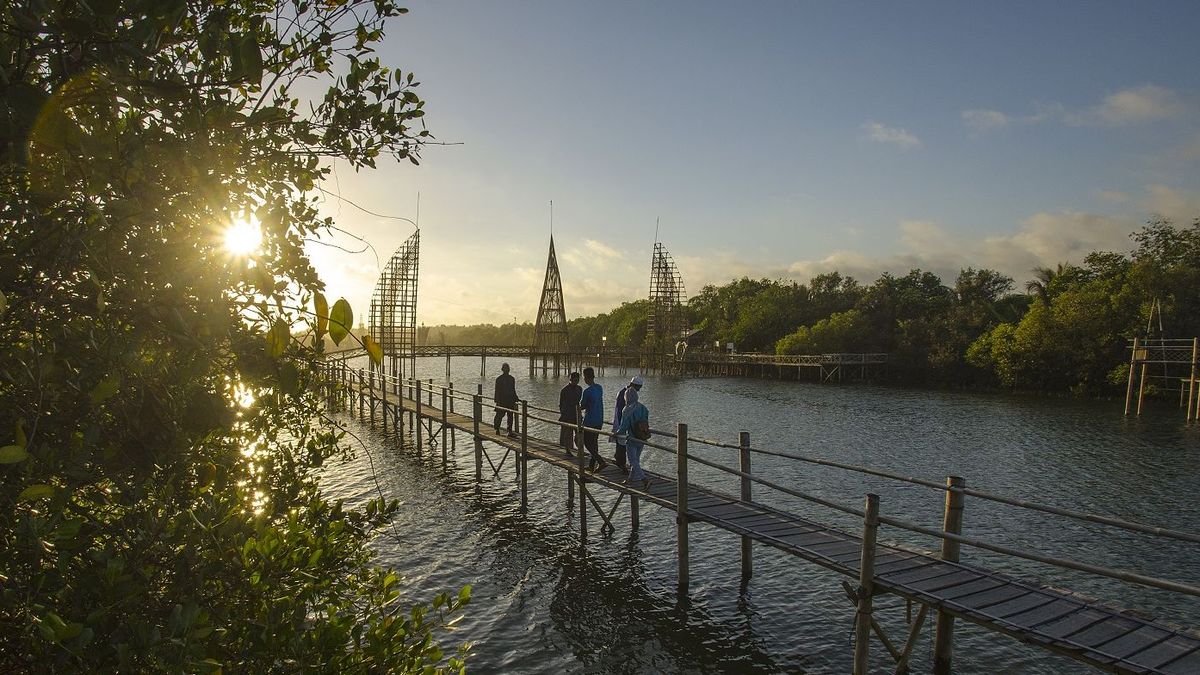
[{"x1": 305, "y1": 1, "x2": 1200, "y2": 326}]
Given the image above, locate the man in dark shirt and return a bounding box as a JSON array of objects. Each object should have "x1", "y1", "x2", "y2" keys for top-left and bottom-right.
[
  {"x1": 493, "y1": 363, "x2": 519, "y2": 436},
  {"x1": 558, "y1": 371, "x2": 582, "y2": 455}
]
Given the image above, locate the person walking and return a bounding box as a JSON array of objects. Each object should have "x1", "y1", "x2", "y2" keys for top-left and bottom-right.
[
  {"x1": 610, "y1": 375, "x2": 644, "y2": 472},
  {"x1": 615, "y1": 387, "x2": 650, "y2": 489},
  {"x1": 579, "y1": 367, "x2": 606, "y2": 471},
  {"x1": 558, "y1": 371, "x2": 582, "y2": 455},
  {"x1": 493, "y1": 363, "x2": 519, "y2": 437}
]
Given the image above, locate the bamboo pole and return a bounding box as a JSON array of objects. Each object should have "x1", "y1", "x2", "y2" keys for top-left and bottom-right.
[
  {"x1": 1137, "y1": 361, "x2": 1148, "y2": 416},
  {"x1": 368, "y1": 369, "x2": 375, "y2": 426},
  {"x1": 852, "y1": 493, "x2": 880, "y2": 675},
  {"x1": 520, "y1": 400, "x2": 529, "y2": 513},
  {"x1": 676, "y1": 422, "x2": 690, "y2": 596},
  {"x1": 1125, "y1": 337, "x2": 1139, "y2": 416},
  {"x1": 441, "y1": 385, "x2": 449, "y2": 466},
  {"x1": 739, "y1": 430, "x2": 753, "y2": 580},
  {"x1": 1188, "y1": 338, "x2": 1198, "y2": 422},
  {"x1": 933, "y1": 476, "x2": 965, "y2": 674},
  {"x1": 449, "y1": 382, "x2": 456, "y2": 454},
  {"x1": 472, "y1": 394, "x2": 482, "y2": 482},
  {"x1": 415, "y1": 379, "x2": 423, "y2": 455}
]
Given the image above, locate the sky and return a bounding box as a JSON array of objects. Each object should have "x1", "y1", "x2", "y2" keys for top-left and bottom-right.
[{"x1": 305, "y1": 1, "x2": 1200, "y2": 326}]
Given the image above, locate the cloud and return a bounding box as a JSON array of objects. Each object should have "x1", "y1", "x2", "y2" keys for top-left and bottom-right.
[
  {"x1": 1143, "y1": 184, "x2": 1200, "y2": 222},
  {"x1": 1095, "y1": 189, "x2": 1130, "y2": 203},
  {"x1": 1089, "y1": 84, "x2": 1186, "y2": 126},
  {"x1": 963, "y1": 84, "x2": 1189, "y2": 132},
  {"x1": 861, "y1": 122, "x2": 922, "y2": 149},
  {"x1": 786, "y1": 210, "x2": 1140, "y2": 288},
  {"x1": 584, "y1": 239, "x2": 622, "y2": 259},
  {"x1": 962, "y1": 109, "x2": 1011, "y2": 131}
]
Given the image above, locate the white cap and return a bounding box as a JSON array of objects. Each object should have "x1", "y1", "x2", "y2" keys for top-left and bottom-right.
[{"x1": 630, "y1": 375, "x2": 645, "y2": 386}]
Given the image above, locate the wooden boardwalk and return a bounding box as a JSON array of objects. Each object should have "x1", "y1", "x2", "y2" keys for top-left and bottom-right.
[{"x1": 337, "y1": 373, "x2": 1200, "y2": 674}]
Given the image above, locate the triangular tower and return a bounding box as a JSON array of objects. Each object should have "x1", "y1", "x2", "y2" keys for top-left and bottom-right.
[
  {"x1": 533, "y1": 236, "x2": 569, "y2": 353},
  {"x1": 648, "y1": 241, "x2": 686, "y2": 352}
]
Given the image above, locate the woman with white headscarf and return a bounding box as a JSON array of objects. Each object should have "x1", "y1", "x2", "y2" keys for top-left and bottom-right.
[{"x1": 615, "y1": 387, "x2": 650, "y2": 489}]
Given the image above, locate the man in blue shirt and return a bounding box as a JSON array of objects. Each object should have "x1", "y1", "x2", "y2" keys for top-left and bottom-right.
[{"x1": 578, "y1": 367, "x2": 606, "y2": 472}]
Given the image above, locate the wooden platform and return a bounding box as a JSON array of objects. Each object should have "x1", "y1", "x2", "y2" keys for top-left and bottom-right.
[{"x1": 355, "y1": 383, "x2": 1200, "y2": 674}]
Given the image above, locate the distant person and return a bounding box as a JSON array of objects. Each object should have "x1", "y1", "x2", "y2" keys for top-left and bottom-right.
[
  {"x1": 493, "y1": 363, "x2": 519, "y2": 437},
  {"x1": 610, "y1": 375, "x2": 645, "y2": 473},
  {"x1": 558, "y1": 371, "x2": 582, "y2": 455},
  {"x1": 616, "y1": 387, "x2": 651, "y2": 489},
  {"x1": 579, "y1": 367, "x2": 606, "y2": 472}
]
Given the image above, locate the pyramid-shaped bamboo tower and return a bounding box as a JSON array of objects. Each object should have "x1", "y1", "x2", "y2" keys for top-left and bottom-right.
[{"x1": 533, "y1": 236, "x2": 569, "y2": 353}]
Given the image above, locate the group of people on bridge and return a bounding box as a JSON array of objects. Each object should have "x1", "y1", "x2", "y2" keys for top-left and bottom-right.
[{"x1": 494, "y1": 364, "x2": 652, "y2": 489}]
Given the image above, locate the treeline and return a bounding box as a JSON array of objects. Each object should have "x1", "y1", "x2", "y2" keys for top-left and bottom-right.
[{"x1": 428, "y1": 218, "x2": 1197, "y2": 395}]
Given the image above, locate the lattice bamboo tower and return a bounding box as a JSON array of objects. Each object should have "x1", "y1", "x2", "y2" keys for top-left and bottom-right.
[
  {"x1": 368, "y1": 229, "x2": 419, "y2": 378},
  {"x1": 533, "y1": 236, "x2": 569, "y2": 353},
  {"x1": 648, "y1": 241, "x2": 687, "y2": 352}
]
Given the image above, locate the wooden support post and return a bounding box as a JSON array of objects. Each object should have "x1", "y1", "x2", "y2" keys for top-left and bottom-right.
[
  {"x1": 739, "y1": 430, "x2": 753, "y2": 580},
  {"x1": 676, "y1": 422, "x2": 690, "y2": 595},
  {"x1": 577, "y1": 404, "x2": 586, "y2": 542},
  {"x1": 630, "y1": 492, "x2": 639, "y2": 531},
  {"x1": 852, "y1": 493, "x2": 880, "y2": 675},
  {"x1": 1188, "y1": 338, "x2": 1198, "y2": 422},
  {"x1": 1125, "y1": 337, "x2": 1139, "y2": 416},
  {"x1": 415, "y1": 379, "x2": 423, "y2": 454},
  {"x1": 449, "y1": 383, "x2": 456, "y2": 454},
  {"x1": 358, "y1": 369, "x2": 365, "y2": 418},
  {"x1": 933, "y1": 476, "x2": 965, "y2": 675},
  {"x1": 520, "y1": 400, "x2": 529, "y2": 513},
  {"x1": 445, "y1": 353, "x2": 451, "y2": 379},
  {"x1": 1137, "y1": 360, "x2": 1148, "y2": 416},
  {"x1": 380, "y1": 367, "x2": 388, "y2": 432},
  {"x1": 472, "y1": 394, "x2": 482, "y2": 482},
  {"x1": 481, "y1": 347, "x2": 486, "y2": 378},
  {"x1": 441, "y1": 385, "x2": 449, "y2": 466}
]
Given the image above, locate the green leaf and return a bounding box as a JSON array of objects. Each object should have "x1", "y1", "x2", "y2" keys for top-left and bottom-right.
[
  {"x1": 457, "y1": 584, "x2": 472, "y2": 605},
  {"x1": 314, "y1": 291, "x2": 328, "y2": 337},
  {"x1": 17, "y1": 484, "x2": 53, "y2": 501},
  {"x1": 0, "y1": 445, "x2": 29, "y2": 464},
  {"x1": 329, "y1": 298, "x2": 352, "y2": 346},
  {"x1": 364, "y1": 335, "x2": 382, "y2": 365},
  {"x1": 90, "y1": 374, "x2": 121, "y2": 405},
  {"x1": 267, "y1": 320, "x2": 289, "y2": 357},
  {"x1": 0, "y1": 289, "x2": 6, "y2": 314}
]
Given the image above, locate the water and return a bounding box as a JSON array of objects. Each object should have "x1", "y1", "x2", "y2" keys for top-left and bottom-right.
[{"x1": 320, "y1": 357, "x2": 1200, "y2": 673}]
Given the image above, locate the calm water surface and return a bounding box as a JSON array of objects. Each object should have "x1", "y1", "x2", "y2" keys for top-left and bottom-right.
[{"x1": 320, "y1": 357, "x2": 1200, "y2": 674}]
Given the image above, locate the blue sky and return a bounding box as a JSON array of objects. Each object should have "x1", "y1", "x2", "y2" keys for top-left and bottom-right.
[{"x1": 307, "y1": 1, "x2": 1200, "y2": 324}]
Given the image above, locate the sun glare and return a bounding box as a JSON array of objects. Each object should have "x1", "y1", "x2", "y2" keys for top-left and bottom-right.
[{"x1": 224, "y1": 218, "x2": 263, "y2": 256}]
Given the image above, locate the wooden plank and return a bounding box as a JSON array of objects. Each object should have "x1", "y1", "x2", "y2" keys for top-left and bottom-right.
[
  {"x1": 1095, "y1": 625, "x2": 1173, "y2": 660},
  {"x1": 874, "y1": 556, "x2": 939, "y2": 577},
  {"x1": 754, "y1": 523, "x2": 826, "y2": 540},
  {"x1": 807, "y1": 540, "x2": 862, "y2": 560},
  {"x1": 1126, "y1": 636, "x2": 1200, "y2": 671},
  {"x1": 885, "y1": 563, "x2": 961, "y2": 587},
  {"x1": 1001, "y1": 598, "x2": 1081, "y2": 627},
  {"x1": 1066, "y1": 616, "x2": 1142, "y2": 649},
  {"x1": 905, "y1": 569, "x2": 984, "y2": 595},
  {"x1": 950, "y1": 586, "x2": 1036, "y2": 612},
  {"x1": 723, "y1": 513, "x2": 794, "y2": 530},
  {"x1": 693, "y1": 501, "x2": 753, "y2": 519},
  {"x1": 779, "y1": 529, "x2": 843, "y2": 549},
  {"x1": 1161, "y1": 646, "x2": 1200, "y2": 674},
  {"x1": 1036, "y1": 608, "x2": 1110, "y2": 639},
  {"x1": 932, "y1": 577, "x2": 1006, "y2": 601}
]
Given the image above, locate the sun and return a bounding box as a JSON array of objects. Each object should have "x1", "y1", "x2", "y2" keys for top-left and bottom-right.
[{"x1": 223, "y1": 217, "x2": 262, "y2": 256}]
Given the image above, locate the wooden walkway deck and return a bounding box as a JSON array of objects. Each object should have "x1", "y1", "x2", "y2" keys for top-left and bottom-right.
[{"x1": 341, "y1": 376, "x2": 1200, "y2": 674}]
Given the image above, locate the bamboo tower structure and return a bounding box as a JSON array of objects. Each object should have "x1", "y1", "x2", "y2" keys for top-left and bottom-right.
[
  {"x1": 368, "y1": 229, "x2": 419, "y2": 380},
  {"x1": 648, "y1": 241, "x2": 687, "y2": 361},
  {"x1": 533, "y1": 236, "x2": 569, "y2": 354}
]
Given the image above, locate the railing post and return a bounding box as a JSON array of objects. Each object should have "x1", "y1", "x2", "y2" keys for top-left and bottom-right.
[
  {"x1": 739, "y1": 430, "x2": 752, "y2": 580},
  {"x1": 358, "y1": 368, "x2": 365, "y2": 418},
  {"x1": 441, "y1": 385, "x2": 449, "y2": 465},
  {"x1": 472, "y1": 394, "x2": 483, "y2": 482},
  {"x1": 577, "y1": 404, "x2": 587, "y2": 544},
  {"x1": 415, "y1": 379, "x2": 423, "y2": 454},
  {"x1": 934, "y1": 476, "x2": 965, "y2": 674},
  {"x1": 520, "y1": 400, "x2": 529, "y2": 512},
  {"x1": 676, "y1": 422, "x2": 689, "y2": 595},
  {"x1": 853, "y1": 493, "x2": 880, "y2": 675},
  {"x1": 380, "y1": 368, "x2": 388, "y2": 432},
  {"x1": 449, "y1": 382, "x2": 456, "y2": 454}
]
